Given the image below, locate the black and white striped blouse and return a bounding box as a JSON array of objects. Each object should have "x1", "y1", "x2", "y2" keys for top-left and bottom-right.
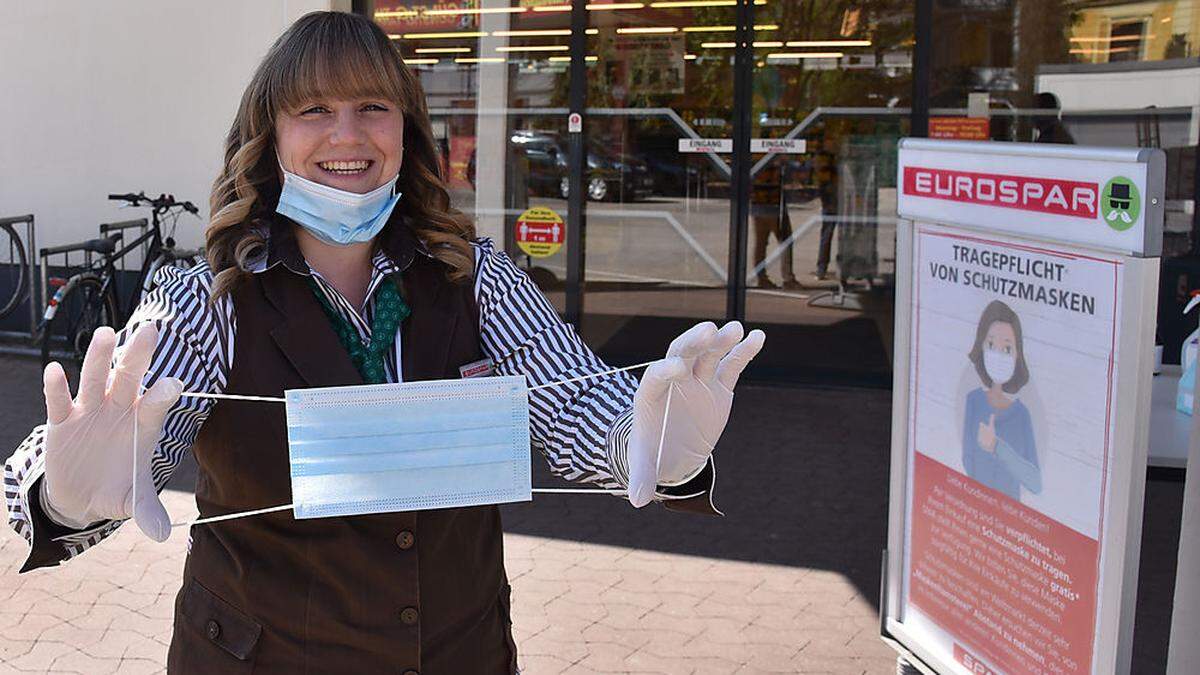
[{"x1": 3, "y1": 234, "x2": 663, "y2": 565}]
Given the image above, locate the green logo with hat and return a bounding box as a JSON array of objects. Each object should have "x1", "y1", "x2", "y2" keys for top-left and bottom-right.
[{"x1": 1102, "y1": 176, "x2": 1140, "y2": 231}]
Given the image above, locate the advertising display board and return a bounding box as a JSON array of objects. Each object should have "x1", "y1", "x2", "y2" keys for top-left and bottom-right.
[{"x1": 883, "y1": 140, "x2": 1164, "y2": 675}]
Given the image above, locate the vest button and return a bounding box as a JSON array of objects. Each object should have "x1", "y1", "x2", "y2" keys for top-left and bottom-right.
[
  {"x1": 400, "y1": 607, "x2": 419, "y2": 625},
  {"x1": 395, "y1": 530, "x2": 415, "y2": 550},
  {"x1": 206, "y1": 620, "x2": 221, "y2": 640}
]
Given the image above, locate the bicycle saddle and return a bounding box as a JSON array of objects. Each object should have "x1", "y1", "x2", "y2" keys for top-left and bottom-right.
[{"x1": 79, "y1": 235, "x2": 120, "y2": 255}]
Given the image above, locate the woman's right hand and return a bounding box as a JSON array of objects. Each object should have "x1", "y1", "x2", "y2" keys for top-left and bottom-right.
[{"x1": 41, "y1": 324, "x2": 182, "y2": 542}]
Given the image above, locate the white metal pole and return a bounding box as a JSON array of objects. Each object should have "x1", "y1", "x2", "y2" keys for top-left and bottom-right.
[
  {"x1": 1166, "y1": 362, "x2": 1200, "y2": 673},
  {"x1": 473, "y1": 0, "x2": 512, "y2": 246}
]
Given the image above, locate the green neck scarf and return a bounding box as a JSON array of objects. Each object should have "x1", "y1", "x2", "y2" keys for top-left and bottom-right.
[{"x1": 305, "y1": 275, "x2": 410, "y2": 384}]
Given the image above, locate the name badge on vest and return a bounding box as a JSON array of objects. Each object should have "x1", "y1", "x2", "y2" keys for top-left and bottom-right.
[{"x1": 459, "y1": 357, "x2": 495, "y2": 379}]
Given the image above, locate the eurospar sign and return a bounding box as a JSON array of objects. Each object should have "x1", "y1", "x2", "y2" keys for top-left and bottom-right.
[
  {"x1": 897, "y1": 140, "x2": 1162, "y2": 257},
  {"x1": 903, "y1": 167, "x2": 1141, "y2": 227}
]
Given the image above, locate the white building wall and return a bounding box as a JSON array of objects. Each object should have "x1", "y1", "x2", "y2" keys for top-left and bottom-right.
[
  {"x1": 0, "y1": 0, "x2": 346, "y2": 252},
  {"x1": 1038, "y1": 66, "x2": 1200, "y2": 113}
]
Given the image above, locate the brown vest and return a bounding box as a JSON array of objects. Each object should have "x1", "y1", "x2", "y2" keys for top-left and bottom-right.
[{"x1": 166, "y1": 250, "x2": 516, "y2": 674}]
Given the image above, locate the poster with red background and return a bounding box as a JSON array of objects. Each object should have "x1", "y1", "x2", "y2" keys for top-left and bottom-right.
[{"x1": 903, "y1": 223, "x2": 1122, "y2": 674}]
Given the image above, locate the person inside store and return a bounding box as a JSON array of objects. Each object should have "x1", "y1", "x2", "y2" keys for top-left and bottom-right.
[
  {"x1": 812, "y1": 133, "x2": 840, "y2": 280},
  {"x1": 1033, "y1": 92, "x2": 1076, "y2": 145},
  {"x1": 750, "y1": 156, "x2": 801, "y2": 289},
  {"x1": 2, "y1": 11, "x2": 765, "y2": 674}
]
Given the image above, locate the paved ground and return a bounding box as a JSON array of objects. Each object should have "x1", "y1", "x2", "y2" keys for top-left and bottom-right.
[
  {"x1": 0, "y1": 352, "x2": 1184, "y2": 673},
  {"x1": 0, "y1": 492, "x2": 892, "y2": 675}
]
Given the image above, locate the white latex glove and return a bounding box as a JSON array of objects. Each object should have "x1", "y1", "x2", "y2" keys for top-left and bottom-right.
[
  {"x1": 41, "y1": 324, "x2": 181, "y2": 542},
  {"x1": 627, "y1": 321, "x2": 765, "y2": 507}
]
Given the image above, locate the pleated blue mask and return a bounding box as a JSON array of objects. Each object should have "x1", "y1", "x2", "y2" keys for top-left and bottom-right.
[
  {"x1": 283, "y1": 376, "x2": 532, "y2": 519},
  {"x1": 275, "y1": 157, "x2": 402, "y2": 247}
]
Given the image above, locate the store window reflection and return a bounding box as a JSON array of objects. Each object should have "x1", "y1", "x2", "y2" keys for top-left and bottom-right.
[
  {"x1": 931, "y1": 0, "x2": 1200, "y2": 375},
  {"x1": 576, "y1": 2, "x2": 739, "y2": 363},
  {"x1": 371, "y1": 2, "x2": 577, "y2": 311},
  {"x1": 364, "y1": 1, "x2": 1200, "y2": 386},
  {"x1": 1070, "y1": 3, "x2": 1200, "y2": 63},
  {"x1": 744, "y1": 3, "x2": 913, "y2": 384}
]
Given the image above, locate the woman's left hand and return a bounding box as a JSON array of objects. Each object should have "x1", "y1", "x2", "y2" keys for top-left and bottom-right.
[{"x1": 627, "y1": 321, "x2": 766, "y2": 507}]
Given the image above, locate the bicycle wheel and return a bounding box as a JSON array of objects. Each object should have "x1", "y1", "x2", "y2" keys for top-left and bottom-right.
[
  {"x1": 0, "y1": 223, "x2": 29, "y2": 320},
  {"x1": 40, "y1": 273, "x2": 118, "y2": 387}
]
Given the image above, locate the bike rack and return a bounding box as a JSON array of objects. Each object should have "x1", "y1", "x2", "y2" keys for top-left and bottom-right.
[
  {"x1": 38, "y1": 229, "x2": 128, "y2": 335},
  {"x1": 0, "y1": 214, "x2": 38, "y2": 337},
  {"x1": 99, "y1": 218, "x2": 151, "y2": 235},
  {"x1": 99, "y1": 218, "x2": 152, "y2": 276}
]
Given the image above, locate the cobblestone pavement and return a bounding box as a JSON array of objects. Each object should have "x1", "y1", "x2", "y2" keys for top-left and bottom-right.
[
  {"x1": 0, "y1": 491, "x2": 894, "y2": 674},
  {"x1": 0, "y1": 353, "x2": 1182, "y2": 673}
]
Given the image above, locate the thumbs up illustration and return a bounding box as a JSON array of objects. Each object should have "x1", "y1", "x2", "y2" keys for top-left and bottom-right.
[{"x1": 978, "y1": 413, "x2": 997, "y2": 453}]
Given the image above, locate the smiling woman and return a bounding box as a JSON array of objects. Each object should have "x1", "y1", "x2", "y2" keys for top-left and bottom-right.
[{"x1": 2, "y1": 9, "x2": 765, "y2": 675}]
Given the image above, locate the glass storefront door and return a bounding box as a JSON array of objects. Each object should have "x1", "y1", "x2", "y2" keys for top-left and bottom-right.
[
  {"x1": 743, "y1": 3, "x2": 913, "y2": 384},
  {"x1": 367, "y1": 1, "x2": 915, "y2": 385},
  {"x1": 575, "y1": 3, "x2": 739, "y2": 366},
  {"x1": 365, "y1": 0, "x2": 1200, "y2": 385},
  {"x1": 373, "y1": 0, "x2": 582, "y2": 316}
]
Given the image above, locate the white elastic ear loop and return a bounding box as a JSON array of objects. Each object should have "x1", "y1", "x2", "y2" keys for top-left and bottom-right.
[
  {"x1": 527, "y1": 360, "x2": 656, "y2": 391},
  {"x1": 132, "y1": 385, "x2": 139, "y2": 519},
  {"x1": 655, "y1": 383, "x2": 674, "y2": 487},
  {"x1": 177, "y1": 503, "x2": 294, "y2": 527},
  {"x1": 517, "y1": 377, "x2": 674, "y2": 497},
  {"x1": 178, "y1": 360, "x2": 661, "y2": 403},
  {"x1": 130, "y1": 384, "x2": 295, "y2": 531}
]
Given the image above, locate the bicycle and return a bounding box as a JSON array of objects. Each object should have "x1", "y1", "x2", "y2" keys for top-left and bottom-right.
[
  {"x1": 0, "y1": 215, "x2": 33, "y2": 322},
  {"x1": 39, "y1": 192, "x2": 203, "y2": 377}
]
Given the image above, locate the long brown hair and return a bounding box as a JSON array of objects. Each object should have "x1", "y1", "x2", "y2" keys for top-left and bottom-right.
[{"x1": 206, "y1": 11, "x2": 475, "y2": 299}]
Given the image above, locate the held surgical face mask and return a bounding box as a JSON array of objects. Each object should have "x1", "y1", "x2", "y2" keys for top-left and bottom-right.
[
  {"x1": 146, "y1": 360, "x2": 664, "y2": 533},
  {"x1": 983, "y1": 349, "x2": 1016, "y2": 386},
  {"x1": 284, "y1": 375, "x2": 532, "y2": 518},
  {"x1": 275, "y1": 153, "x2": 402, "y2": 246}
]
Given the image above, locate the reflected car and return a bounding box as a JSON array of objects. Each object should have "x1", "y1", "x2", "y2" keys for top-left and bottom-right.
[
  {"x1": 631, "y1": 148, "x2": 700, "y2": 197},
  {"x1": 511, "y1": 131, "x2": 654, "y2": 202}
]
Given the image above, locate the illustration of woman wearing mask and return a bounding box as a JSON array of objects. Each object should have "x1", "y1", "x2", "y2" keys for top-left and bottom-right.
[{"x1": 962, "y1": 300, "x2": 1042, "y2": 501}]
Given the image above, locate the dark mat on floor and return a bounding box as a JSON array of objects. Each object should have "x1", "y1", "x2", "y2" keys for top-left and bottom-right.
[{"x1": 582, "y1": 312, "x2": 892, "y2": 386}]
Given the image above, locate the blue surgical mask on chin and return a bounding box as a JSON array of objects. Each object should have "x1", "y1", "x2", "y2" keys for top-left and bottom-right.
[{"x1": 275, "y1": 153, "x2": 403, "y2": 246}]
